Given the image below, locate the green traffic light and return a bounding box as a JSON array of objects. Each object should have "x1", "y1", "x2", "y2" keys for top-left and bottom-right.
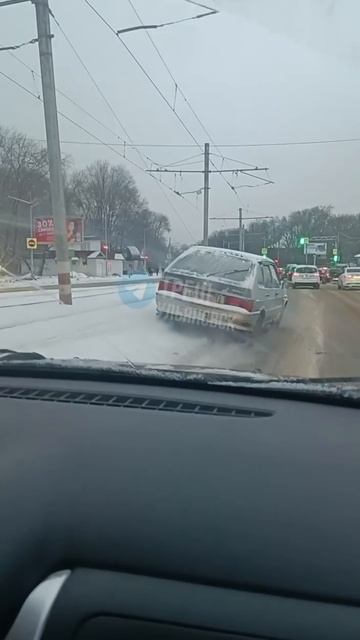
[{"x1": 299, "y1": 237, "x2": 305, "y2": 246}]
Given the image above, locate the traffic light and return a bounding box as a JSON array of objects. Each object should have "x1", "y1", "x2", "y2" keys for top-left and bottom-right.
[
  {"x1": 299, "y1": 237, "x2": 309, "y2": 247},
  {"x1": 333, "y1": 254, "x2": 340, "y2": 263}
]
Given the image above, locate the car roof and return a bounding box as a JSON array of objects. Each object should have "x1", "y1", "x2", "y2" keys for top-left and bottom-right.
[
  {"x1": 172, "y1": 245, "x2": 273, "y2": 265},
  {"x1": 295, "y1": 264, "x2": 317, "y2": 269}
]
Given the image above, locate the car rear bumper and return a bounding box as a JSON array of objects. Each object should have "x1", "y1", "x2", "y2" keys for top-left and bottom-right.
[
  {"x1": 156, "y1": 292, "x2": 258, "y2": 332},
  {"x1": 341, "y1": 282, "x2": 360, "y2": 288},
  {"x1": 292, "y1": 279, "x2": 319, "y2": 286}
]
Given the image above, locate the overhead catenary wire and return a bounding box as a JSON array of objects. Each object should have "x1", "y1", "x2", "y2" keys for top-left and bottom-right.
[
  {"x1": 126, "y1": 0, "x2": 246, "y2": 198},
  {"x1": 9, "y1": 50, "x2": 128, "y2": 144},
  {"x1": 0, "y1": 69, "x2": 196, "y2": 240},
  {"x1": 210, "y1": 152, "x2": 258, "y2": 169},
  {"x1": 46, "y1": 7, "x2": 197, "y2": 239},
  {"x1": 0, "y1": 36, "x2": 38, "y2": 52},
  {"x1": 39, "y1": 137, "x2": 360, "y2": 148},
  {"x1": 84, "y1": 0, "x2": 249, "y2": 199},
  {"x1": 49, "y1": 7, "x2": 132, "y2": 147}
]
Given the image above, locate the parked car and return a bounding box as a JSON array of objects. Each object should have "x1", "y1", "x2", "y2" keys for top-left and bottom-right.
[
  {"x1": 156, "y1": 245, "x2": 288, "y2": 334},
  {"x1": 338, "y1": 266, "x2": 360, "y2": 289},
  {"x1": 291, "y1": 265, "x2": 320, "y2": 289}
]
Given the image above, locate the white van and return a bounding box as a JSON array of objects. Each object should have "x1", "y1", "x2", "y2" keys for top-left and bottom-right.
[{"x1": 156, "y1": 245, "x2": 288, "y2": 334}]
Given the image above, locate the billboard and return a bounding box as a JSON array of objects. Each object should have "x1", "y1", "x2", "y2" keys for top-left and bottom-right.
[
  {"x1": 34, "y1": 217, "x2": 84, "y2": 245},
  {"x1": 304, "y1": 242, "x2": 327, "y2": 256}
]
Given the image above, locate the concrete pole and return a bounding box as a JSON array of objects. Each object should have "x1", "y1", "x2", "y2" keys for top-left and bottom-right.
[
  {"x1": 238, "y1": 207, "x2": 243, "y2": 251},
  {"x1": 33, "y1": 0, "x2": 72, "y2": 304},
  {"x1": 203, "y1": 142, "x2": 210, "y2": 245}
]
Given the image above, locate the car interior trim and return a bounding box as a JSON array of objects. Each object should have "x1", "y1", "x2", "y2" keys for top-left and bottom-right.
[{"x1": 5, "y1": 571, "x2": 71, "y2": 640}]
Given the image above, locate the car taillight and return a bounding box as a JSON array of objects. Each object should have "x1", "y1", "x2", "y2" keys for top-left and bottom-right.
[
  {"x1": 158, "y1": 280, "x2": 184, "y2": 294},
  {"x1": 224, "y1": 295, "x2": 254, "y2": 312}
]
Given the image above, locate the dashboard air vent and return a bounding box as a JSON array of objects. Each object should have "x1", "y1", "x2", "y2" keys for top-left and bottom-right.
[{"x1": 0, "y1": 386, "x2": 272, "y2": 418}]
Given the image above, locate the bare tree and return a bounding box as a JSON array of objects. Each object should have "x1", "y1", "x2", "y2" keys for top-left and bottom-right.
[{"x1": 0, "y1": 127, "x2": 49, "y2": 272}]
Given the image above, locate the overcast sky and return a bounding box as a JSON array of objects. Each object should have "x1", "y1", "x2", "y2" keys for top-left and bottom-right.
[{"x1": 1, "y1": 0, "x2": 360, "y2": 243}]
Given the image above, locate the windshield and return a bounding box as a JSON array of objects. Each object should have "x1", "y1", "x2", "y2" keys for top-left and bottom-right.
[
  {"x1": 170, "y1": 250, "x2": 253, "y2": 282},
  {"x1": 295, "y1": 266, "x2": 318, "y2": 273},
  {"x1": 1, "y1": 0, "x2": 360, "y2": 381}
]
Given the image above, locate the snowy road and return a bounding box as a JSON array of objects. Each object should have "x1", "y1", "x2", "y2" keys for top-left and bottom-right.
[
  {"x1": 0, "y1": 282, "x2": 258, "y2": 370},
  {"x1": 2, "y1": 283, "x2": 360, "y2": 377}
]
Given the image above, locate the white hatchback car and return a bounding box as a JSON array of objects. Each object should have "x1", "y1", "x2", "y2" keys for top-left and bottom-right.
[
  {"x1": 156, "y1": 245, "x2": 288, "y2": 334},
  {"x1": 292, "y1": 265, "x2": 320, "y2": 289}
]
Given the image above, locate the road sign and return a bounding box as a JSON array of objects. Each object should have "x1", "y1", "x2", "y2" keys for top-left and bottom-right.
[
  {"x1": 305, "y1": 242, "x2": 327, "y2": 256},
  {"x1": 261, "y1": 247, "x2": 268, "y2": 256},
  {"x1": 26, "y1": 238, "x2": 37, "y2": 250},
  {"x1": 333, "y1": 248, "x2": 338, "y2": 256}
]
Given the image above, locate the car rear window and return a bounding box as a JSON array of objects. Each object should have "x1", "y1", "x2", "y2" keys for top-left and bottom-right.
[
  {"x1": 170, "y1": 250, "x2": 254, "y2": 283},
  {"x1": 295, "y1": 266, "x2": 318, "y2": 273},
  {"x1": 346, "y1": 268, "x2": 360, "y2": 274}
]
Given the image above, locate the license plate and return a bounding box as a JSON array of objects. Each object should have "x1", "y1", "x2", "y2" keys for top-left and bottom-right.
[
  {"x1": 183, "y1": 287, "x2": 224, "y2": 304},
  {"x1": 183, "y1": 307, "x2": 228, "y2": 326}
]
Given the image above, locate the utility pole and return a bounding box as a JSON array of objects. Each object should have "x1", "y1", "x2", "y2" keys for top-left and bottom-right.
[
  {"x1": 238, "y1": 208, "x2": 243, "y2": 251},
  {"x1": 104, "y1": 211, "x2": 109, "y2": 277},
  {"x1": 147, "y1": 148, "x2": 270, "y2": 248},
  {"x1": 203, "y1": 142, "x2": 210, "y2": 246},
  {"x1": 33, "y1": 0, "x2": 72, "y2": 304},
  {"x1": 210, "y1": 215, "x2": 274, "y2": 253}
]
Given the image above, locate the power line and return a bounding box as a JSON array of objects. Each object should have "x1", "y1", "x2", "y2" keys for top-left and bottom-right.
[
  {"x1": 84, "y1": 0, "x2": 243, "y2": 200},
  {"x1": 9, "y1": 51, "x2": 127, "y2": 143},
  {"x1": 84, "y1": 0, "x2": 206, "y2": 148},
  {"x1": 47, "y1": 8, "x2": 197, "y2": 240},
  {"x1": 41, "y1": 137, "x2": 360, "y2": 148},
  {"x1": 49, "y1": 7, "x2": 131, "y2": 146},
  {"x1": 210, "y1": 152, "x2": 257, "y2": 168},
  {"x1": 0, "y1": 37, "x2": 38, "y2": 52},
  {"x1": 0, "y1": 69, "x2": 196, "y2": 240},
  {"x1": 126, "y1": 0, "x2": 245, "y2": 199},
  {"x1": 117, "y1": 4, "x2": 217, "y2": 35}
]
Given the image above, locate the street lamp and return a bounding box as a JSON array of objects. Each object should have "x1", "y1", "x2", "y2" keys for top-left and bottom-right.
[{"x1": 8, "y1": 195, "x2": 38, "y2": 275}]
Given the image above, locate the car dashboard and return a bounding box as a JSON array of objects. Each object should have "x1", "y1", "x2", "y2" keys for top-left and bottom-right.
[{"x1": 1, "y1": 373, "x2": 360, "y2": 640}]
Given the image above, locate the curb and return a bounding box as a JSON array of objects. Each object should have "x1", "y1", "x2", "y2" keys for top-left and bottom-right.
[{"x1": 0, "y1": 277, "x2": 159, "y2": 295}]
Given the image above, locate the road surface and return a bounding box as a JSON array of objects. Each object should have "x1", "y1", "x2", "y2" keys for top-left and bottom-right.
[{"x1": 0, "y1": 282, "x2": 359, "y2": 378}]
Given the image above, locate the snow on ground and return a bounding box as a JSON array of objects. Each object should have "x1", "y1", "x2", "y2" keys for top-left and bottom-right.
[
  {"x1": 0, "y1": 282, "x2": 256, "y2": 371},
  {"x1": 0, "y1": 272, "x2": 153, "y2": 290}
]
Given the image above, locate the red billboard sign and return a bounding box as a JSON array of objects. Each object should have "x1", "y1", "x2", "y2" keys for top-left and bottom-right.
[{"x1": 34, "y1": 217, "x2": 84, "y2": 245}]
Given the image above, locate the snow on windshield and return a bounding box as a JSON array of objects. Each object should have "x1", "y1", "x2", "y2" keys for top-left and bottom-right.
[{"x1": 170, "y1": 250, "x2": 254, "y2": 283}]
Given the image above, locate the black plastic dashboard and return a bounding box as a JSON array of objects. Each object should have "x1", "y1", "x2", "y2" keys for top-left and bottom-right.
[{"x1": 1, "y1": 373, "x2": 360, "y2": 640}]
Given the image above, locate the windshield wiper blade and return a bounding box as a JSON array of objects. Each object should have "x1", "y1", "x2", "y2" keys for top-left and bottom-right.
[{"x1": 0, "y1": 349, "x2": 45, "y2": 362}]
